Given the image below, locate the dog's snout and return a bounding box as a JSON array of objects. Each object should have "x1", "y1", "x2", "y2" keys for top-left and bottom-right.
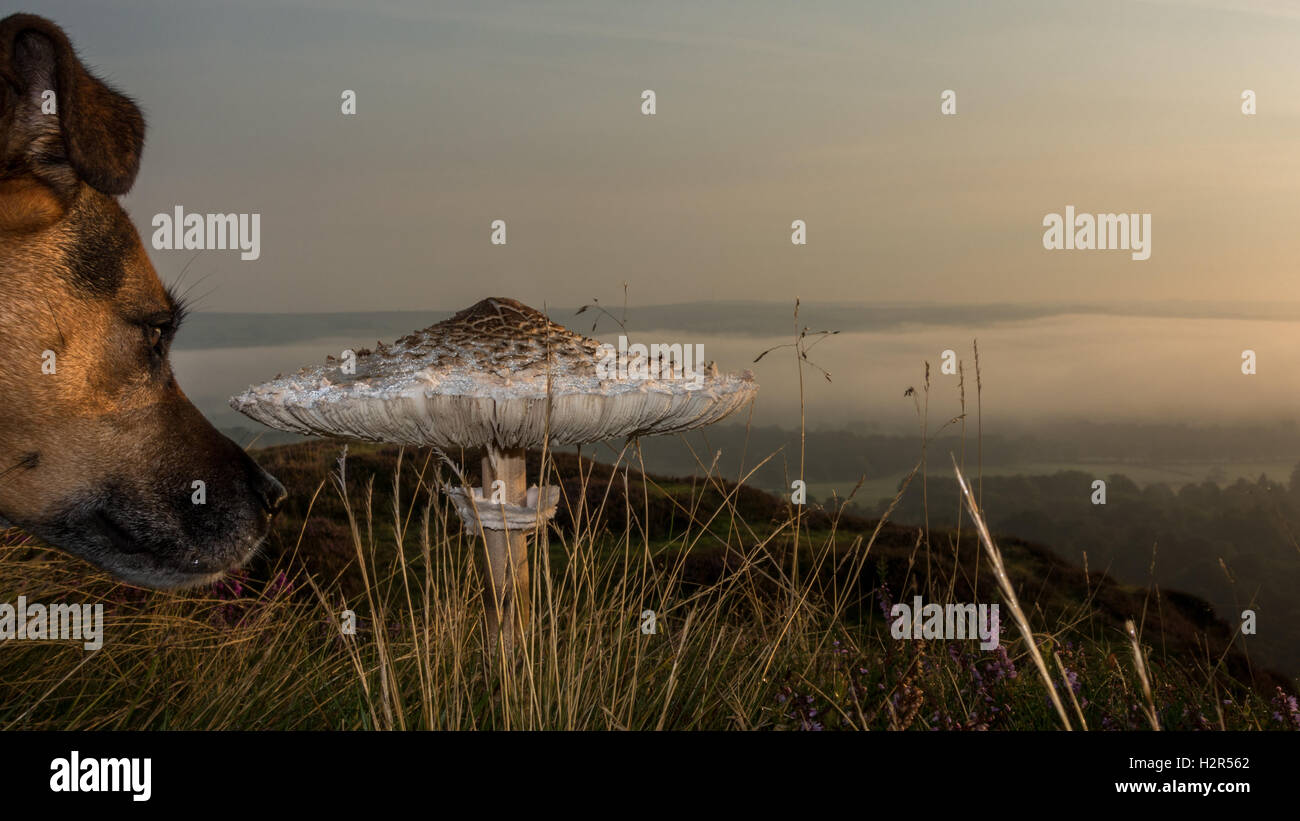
[{"x1": 253, "y1": 469, "x2": 287, "y2": 516}]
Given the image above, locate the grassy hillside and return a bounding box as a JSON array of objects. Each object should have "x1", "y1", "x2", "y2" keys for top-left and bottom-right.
[{"x1": 0, "y1": 439, "x2": 1293, "y2": 730}]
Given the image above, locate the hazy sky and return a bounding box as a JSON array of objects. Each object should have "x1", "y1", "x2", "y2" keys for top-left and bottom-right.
[{"x1": 34, "y1": 0, "x2": 1300, "y2": 313}]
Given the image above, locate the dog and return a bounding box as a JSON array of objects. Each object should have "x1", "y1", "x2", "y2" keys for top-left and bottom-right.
[{"x1": 0, "y1": 14, "x2": 286, "y2": 589}]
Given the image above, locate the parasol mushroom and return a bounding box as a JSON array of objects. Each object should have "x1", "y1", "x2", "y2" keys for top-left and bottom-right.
[{"x1": 230, "y1": 297, "x2": 758, "y2": 651}]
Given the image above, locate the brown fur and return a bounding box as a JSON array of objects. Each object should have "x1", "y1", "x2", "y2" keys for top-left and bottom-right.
[{"x1": 0, "y1": 15, "x2": 285, "y2": 588}]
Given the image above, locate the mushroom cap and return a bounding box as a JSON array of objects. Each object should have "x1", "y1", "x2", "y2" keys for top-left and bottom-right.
[{"x1": 229, "y1": 297, "x2": 758, "y2": 449}]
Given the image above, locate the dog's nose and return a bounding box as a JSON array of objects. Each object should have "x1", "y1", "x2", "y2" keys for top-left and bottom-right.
[{"x1": 254, "y1": 470, "x2": 288, "y2": 516}]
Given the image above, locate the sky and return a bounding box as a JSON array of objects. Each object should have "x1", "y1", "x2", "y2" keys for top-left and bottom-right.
[{"x1": 31, "y1": 0, "x2": 1300, "y2": 313}]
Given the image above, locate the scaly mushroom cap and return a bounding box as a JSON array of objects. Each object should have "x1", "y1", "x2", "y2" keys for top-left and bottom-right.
[{"x1": 229, "y1": 297, "x2": 758, "y2": 449}]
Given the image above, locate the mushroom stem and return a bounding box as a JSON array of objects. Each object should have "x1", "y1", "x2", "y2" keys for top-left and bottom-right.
[{"x1": 480, "y1": 445, "x2": 530, "y2": 653}]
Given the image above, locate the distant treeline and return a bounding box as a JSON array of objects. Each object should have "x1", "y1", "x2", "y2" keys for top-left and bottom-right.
[
  {"x1": 603, "y1": 421, "x2": 1300, "y2": 490},
  {"x1": 873, "y1": 467, "x2": 1300, "y2": 679}
]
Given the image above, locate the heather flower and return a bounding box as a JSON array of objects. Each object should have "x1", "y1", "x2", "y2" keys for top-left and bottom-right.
[
  {"x1": 1271, "y1": 687, "x2": 1300, "y2": 729},
  {"x1": 877, "y1": 586, "x2": 895, "y2": 620},
  {"x1": 213, "y1": 574, "x2": 245, "y2": 600},
  {"x1": 268, "y1": 570, "x2": 293, "y2": 596},
  {"x1": 988, "y1": 645, "x2": 1018, "y2": 681},
  {"x1": 1062, "y1": 668, "x2": 1080, "y2": 695}
]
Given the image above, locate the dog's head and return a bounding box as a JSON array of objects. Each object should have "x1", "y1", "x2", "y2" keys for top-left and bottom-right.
[{"x1": 0, "y1": 14, "x2": 285, "y2": 589}]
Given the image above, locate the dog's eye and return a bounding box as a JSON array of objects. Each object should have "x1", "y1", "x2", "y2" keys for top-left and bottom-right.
[
  {"x1": 134, "y1": 312, "x2": 179, "y2": 362},
  {"x1": 144, "y1": 324, "x2": 166, "y2": 355}
]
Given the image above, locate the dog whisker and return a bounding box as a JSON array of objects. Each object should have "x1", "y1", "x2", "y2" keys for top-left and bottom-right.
[{"x1": 0, "y1": 452, "x2": 39, "y2": 484}]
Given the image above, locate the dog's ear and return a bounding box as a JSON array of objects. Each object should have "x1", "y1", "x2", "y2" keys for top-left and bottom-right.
[{"x1": 0, "y1": 14, "x2": 145, "y2": 197}]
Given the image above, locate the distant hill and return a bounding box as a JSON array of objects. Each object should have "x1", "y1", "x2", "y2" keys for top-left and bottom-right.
[{"x1": 176, "y1": 299, "x2": 1300, "y2": 350}]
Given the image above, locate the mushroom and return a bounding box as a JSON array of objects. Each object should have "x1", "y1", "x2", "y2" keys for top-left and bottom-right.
[{"x1": 230, "y1": 297, "x2": 758, "y2": 651}]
